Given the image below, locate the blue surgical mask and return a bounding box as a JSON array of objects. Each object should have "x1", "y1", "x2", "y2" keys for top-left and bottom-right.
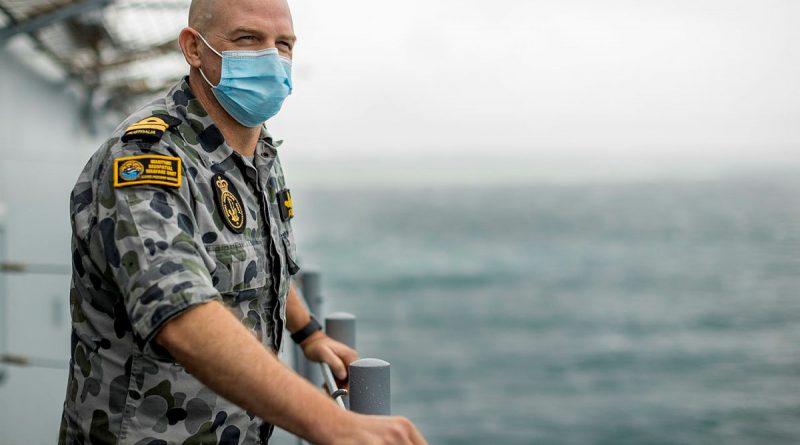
[{"x1": 195, "y1": 32, "x2": 293, "y2": 127}]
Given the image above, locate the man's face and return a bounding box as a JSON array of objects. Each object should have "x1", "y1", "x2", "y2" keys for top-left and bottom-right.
[{"x1": 196, "y1": 0, "x2": 296, "y2": 85}]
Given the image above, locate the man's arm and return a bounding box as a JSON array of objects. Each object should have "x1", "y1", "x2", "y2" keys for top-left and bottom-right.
[
  {"x1": 285, "y1": 281, "x2": 314, "y2": 333},
  {"x1": 155, "y1": 300, "x2": 427, "y2": 445},
  {"x1": 285, "y1": 282, "x2": 358, "y2": 380}
]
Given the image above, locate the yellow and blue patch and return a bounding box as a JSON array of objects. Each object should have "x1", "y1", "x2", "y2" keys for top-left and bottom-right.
[{"x1": 113, "y1": 155, "x2": 182, "y2": 188}]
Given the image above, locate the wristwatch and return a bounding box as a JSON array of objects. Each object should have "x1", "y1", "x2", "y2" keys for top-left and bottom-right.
[{"x1": 291, "y1": 315, "x2": 322, "y2": 344}]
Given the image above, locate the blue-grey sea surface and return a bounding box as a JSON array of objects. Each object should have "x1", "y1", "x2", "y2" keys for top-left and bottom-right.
[{"x1": 290, "y1": 178, "x2": 800, "y2": 445}]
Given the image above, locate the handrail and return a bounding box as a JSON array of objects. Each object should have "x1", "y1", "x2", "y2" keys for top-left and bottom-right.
[
  {"x1": 320, "y1": 362, "x2": 347, "y2": 409},
  {"x1": 0, "y1": 353, "x2": 67, "y2": 369},
  {"x1": 0, "y1": 262, "x2": 71, "y2": 275}
]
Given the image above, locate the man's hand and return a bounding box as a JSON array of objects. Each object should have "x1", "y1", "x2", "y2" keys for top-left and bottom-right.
[
  {"x1": 285, "y1": 282, "x2": 357, "y2": 381},
  {"x1": 283, "y1": 284, "x2": 428, "y2": 444},
  {"x1": 301, "y1": 331, "x2": 358, "y2": 381},
  {"x1": 333, "y1": 414, "x2": 428, "y2": 445}
]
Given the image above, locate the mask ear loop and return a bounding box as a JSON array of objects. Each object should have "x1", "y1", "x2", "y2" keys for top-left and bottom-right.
[{"x1": 192, "y1": 30, "x2": 223, "y2": 88}]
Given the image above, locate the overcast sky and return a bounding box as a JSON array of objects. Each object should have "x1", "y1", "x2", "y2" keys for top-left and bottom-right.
[{"x1": 264, "y1": 0, "x2": 800, "y2": 181}]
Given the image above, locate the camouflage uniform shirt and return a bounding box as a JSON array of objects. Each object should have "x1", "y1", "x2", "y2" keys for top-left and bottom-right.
[{"x1": 59, "y1": 78, "x2": 300, "y2": 445}]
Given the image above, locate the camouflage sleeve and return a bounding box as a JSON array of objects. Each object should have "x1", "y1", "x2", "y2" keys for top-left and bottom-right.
[{"x1": 93, "y1": 144, "x2": 219, "y2": 352}]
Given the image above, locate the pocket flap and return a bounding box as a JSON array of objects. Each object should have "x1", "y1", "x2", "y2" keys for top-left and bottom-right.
[{"x1": 207, "y1": 241, "x2": 269, "y2": 293}]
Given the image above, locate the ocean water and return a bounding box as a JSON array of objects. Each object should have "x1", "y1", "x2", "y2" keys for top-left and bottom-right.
[
  {"x1": 2, "y1": 175, "x2": 799, "y2": 445},
  {"x1": 288, "y1": 177, "x2": 800, "y2": 445}
]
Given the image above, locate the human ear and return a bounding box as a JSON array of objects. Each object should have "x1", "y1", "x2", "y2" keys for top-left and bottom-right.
[{"x1": 178, "y1": 27, "x2": 202, "y2": 69}]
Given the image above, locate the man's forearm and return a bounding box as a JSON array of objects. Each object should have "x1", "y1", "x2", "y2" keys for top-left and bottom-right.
[
  {"x1": 286, "y1": 281, "x2": 313, "y2": 333},
  {"x1": 155, "y1": 300, "x2": 350, "y2": 444}
]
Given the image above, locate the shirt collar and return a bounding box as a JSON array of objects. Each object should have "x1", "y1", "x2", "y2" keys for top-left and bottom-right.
[{"x1": 165, "y1": 77, "x2": 278, "y2": 171}]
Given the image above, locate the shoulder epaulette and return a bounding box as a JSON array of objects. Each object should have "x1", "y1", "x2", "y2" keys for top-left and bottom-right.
[{"x1": 121, "y1": 114, "x2": 182, "y2": 143}]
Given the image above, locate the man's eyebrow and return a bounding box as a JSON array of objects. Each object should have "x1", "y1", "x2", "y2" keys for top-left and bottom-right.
[
  {"x1": 230, "y1": 26, "x2": 297, "y2": 43},
  {"x1": 230, "y1": 26, "x2": 264, "y2": 36},
  {"x1": 275, "y1": 32, "x2": 297, "y2": 43}
]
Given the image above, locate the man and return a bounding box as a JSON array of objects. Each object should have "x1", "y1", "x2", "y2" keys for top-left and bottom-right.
[{"x1": 58, "y1": 0, "x2": 427, "y2": 443}]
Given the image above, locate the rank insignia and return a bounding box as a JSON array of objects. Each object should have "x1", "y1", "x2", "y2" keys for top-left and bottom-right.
[
  {"x1": 121, "y1": 114, "x2": 181, "y2": 143},
  {"x1": 113, "y1": 155, "x2": 181, "y2": 188},
  {"x1": 212, "y1": 174, "x2": 246, "y2": 233},
  {"x1": 277, "y1": 189, "x2": 294, "y2": 221}
]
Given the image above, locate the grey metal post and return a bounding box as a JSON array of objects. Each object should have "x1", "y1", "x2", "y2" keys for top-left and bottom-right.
[
  {"x1": 349, "y1": 358, "x2": 391, "y2": 415},
  {"x1": 293, "y1": 271, "x2": 323, "y2": 445},
  {"x1": 325, "y1": 312, "x2": 356, "y2": 349},
  {"x1": 294, "y1": 271, "x2": 323, "y2": 387},
  {"x1": 300, "y1": 271, "x2": 323, "y2": 312},
  {"x1": 325, "y1": 312, "x2": 356, "y2": 408}
]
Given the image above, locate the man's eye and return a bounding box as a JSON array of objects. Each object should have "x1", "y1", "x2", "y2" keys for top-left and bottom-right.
[
  {"x1": 237, "y1": 35, "x2": 257, "y2": 42},
  {"x1": 278, "y1": 41, "x2": 292, "y2": 50}
]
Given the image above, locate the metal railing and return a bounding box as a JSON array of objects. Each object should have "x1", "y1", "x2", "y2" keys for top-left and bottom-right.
[
  {"x1": 0, "y1": 264, "x2": 393, "y2": 429},
  {"x1": 0, "y1": 258, "x2": 72, "y2": 384},
  {"x1": 291, "y1": 271, "x2": 393, "y2": 445}
]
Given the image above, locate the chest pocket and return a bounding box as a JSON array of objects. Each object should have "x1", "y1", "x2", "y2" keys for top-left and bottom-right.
[{"x1": 206, "y1": 240, "x2": 270, "y2": 297}]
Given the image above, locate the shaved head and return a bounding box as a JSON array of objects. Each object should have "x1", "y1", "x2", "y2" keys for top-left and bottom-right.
[
  {"x1": 189, "y1": 0, "x2": 293, "y2": 35},
  {"x1": 188, "y1": 0, "x2": 218, "y2": 33}
]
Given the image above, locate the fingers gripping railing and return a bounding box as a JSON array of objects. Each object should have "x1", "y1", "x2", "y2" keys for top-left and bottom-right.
[
  {"x1": 296, "y1": 272, "x2": 391, "y2": 416},
  {"x1": 320, "y1": 362, "x2": 346, "y2": 409},
  {"x1": 320, "y1": 312, "x2": 356, "y2": 409},
  {"x1": 319, "y1": 315, "x2": 391, "y2": 415}
]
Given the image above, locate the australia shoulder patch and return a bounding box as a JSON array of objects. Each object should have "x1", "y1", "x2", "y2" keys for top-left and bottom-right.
[
  {"x1": 121, "y1": 114, "x2": 181, "y2": 143},
  {"x1": 114, "y1": 155, "x2": 182, "y2": 188}
]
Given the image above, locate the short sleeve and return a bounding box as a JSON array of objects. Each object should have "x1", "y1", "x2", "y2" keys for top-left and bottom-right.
[{"x1": 93, "y1": 146, "x2": 220, "y2": 349}]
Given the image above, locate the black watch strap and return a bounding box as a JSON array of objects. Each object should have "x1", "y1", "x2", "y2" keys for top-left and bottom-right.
[{"x1": 291, "y1": 315, "x2": 322, "y2": 344}]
